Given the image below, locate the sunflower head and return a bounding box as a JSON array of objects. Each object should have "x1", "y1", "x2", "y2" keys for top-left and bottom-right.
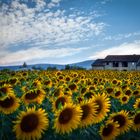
[
  {"x1": 91, "y1": 93, "x2": 111, "y2": 123},
  {"x1": 80, "y1": 100, "x2": 97, "y2": 127},
  {"x1": 134, "y1": 98, "x2": 140, "y2": 110},
  {"x1": 106, "y1": 87, "x2": 114, "y2": 95},
  {"x1": 133, "y1": 90, "x2": 140, "y2": 97},
  {"x1": 52, "y1": 95, "x2": 72, "y2": 112},
  {"x1": 54, "y1": 103, "x2": 82, "y2": 134},
  {"x1": 132, "y1": 112, "x2": 140, "y2": 131},
  {"x1": 84, "y1": 91, "x2": 95, "y2": 99},
  {"x1": 120, "y1": 95, "x2": 130, "y2": 105},
  {"x1": 0, "y1": 84, "x2": 13, "y2": 100},
  {"x1": 22, "y1": 89, "x2": 45, "y2": 105},
  {"x1": 68, "y1": 83, "x2": 77, "y2": 92},
  {"x1": 8, "y1": 78, "x2": 18, "y2": 85},
  {"x1": 109, "y1": 110, "x2": 132, "y2": 134},
  {"x1": 13, "y1": 107, "x2": 49, "y2": 140},
  {"x1": 0, "y1": 93, "x2": 20, "y2": 114},
  {"x1": 99, "y1": 120, "x2": 120, "y2": 140}
]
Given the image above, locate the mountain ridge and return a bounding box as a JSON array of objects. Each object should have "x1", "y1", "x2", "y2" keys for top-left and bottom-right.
[{"x1": 0, "y1": 60, "x2": 94, "y2": 70}]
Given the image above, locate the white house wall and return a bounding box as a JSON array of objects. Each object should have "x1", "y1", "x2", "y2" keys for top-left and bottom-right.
[
  {"x1": 137, "y1": 66, "x2": 140, "y2": 70},
  {"x1": 105, "y1": 62, "x2": 137, "y2": 70},
  {"x1": 92, "y1": 66, "x2": 104, "y2": 70}
]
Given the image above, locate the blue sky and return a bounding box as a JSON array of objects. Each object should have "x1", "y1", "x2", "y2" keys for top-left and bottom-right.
[{"x1": 0, "y1": 0, "x2": 140, "y2": 65}]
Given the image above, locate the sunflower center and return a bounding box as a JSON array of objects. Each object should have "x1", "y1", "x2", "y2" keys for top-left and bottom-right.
[
  {"x1": 77, "y1": 97, "x2": 83, "y2": 103},
  {"x1": 66, "y1": 77, "x2": 70, "y2": 81},
  {"x1": 59, "y1": 108, "x2": 73, "y2": 124},
  {"x1": 55, "y1": 97, "x2": 66, "y2": 109},
  {"x1": 69, "y1": 84, "x2": 76, "y2": 90},
  {"x1": 122, "y1": 97, "x2": 127, "y2": 102},
  {"x1": 125, "y1": 90, "x2": 131, "y2": 96},
  {"x1": 112, "y1": 80, "x2": 117, "y2": 84},
  {"x1": 138, "y1": 103, "x2": 140, "y2": 108},
  {"x1": 84, "y1": 92, "x2": 93, "y2": 99},
  {"x1": 106, "y1": 88, "x2": 113, "y2": 94},
  {"x1": 113, "y1": 115, "x2": 126, "y2": 128},
  {"x1": 0, "y1": 87, "x2": 7, "y2": 93},
  {"x1": 95, "y1": 99, "x2": 102, "y2": 114},
  {"x1": 133, "y1": 91, "x2": 139, "y2": 96},
  {"x1": 25, "y1": 91, "x2": 39, "y2": 100},
  {"x1": 134, "y1": 113, "x2": 140, "y2": 124},
  {"x1": 9, "y1": 79, "x2": 17, "y2": 84},
  {"x1": 20, "y1": 113, "x2": 39, "y2": 132},
  {"x1": 81, "y1": 105, "x2": 90, "y2": 120},
  {"x1": 115, "y1": 91, "x2": 121, "y2": 97},
  {"x1": 102, "y1": 124, "x2": 114, "y2": 136},
  {"x1": 81, "y1": 88, "x2": 86, "y2": 94},
  {"x1": 0, "y1": 96, "x2": 14, "y2": 108}
]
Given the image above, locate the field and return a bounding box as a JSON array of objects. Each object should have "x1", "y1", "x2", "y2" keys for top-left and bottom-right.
[{"x1": 0, "y1": 70, "x2": 140, "y2": 140}]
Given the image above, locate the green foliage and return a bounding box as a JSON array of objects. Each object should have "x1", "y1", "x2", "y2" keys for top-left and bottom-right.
[
  {"x1": 47, "y1": 66, "x2": 57, "y2": 71},
  {"x1": 65, "y1": 65, "x2": 86, "y2": 70}
]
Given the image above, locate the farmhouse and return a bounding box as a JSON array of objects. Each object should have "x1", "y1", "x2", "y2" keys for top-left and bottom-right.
[{"x1": 92, "y1": 55, "x2": 140, "y2": 70}]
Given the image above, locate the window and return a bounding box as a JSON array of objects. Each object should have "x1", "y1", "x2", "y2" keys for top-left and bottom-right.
[
  {"x1": 122, "y1": 62, "x2": 128, "y2": 67},
  {"x1": 113, "y1": 62, "x2": 119, "y2": 67},
  {"x1": 132, "y1": 62, "x2": 135, "y2": 65},
  {"x1": 106, "y1": 62, "x2": 109, "y2": 65}
]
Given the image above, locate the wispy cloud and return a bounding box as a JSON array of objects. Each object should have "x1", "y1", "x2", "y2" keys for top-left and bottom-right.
[
  {"x1": 103, "y1": 31, "x2": 140, "y2": 41},
  {"x1": 0, "y1": 0, "x2": 105, "y2": 50},
  {"x1": 101, "y1": 0, "x2": 112, "y2": 4},
  {"x1": 0, "y1": 47, "x2": 88, "y2": 65},
  {"x1": 89, "y1": 40, "x2": 140, "y2": 59}
]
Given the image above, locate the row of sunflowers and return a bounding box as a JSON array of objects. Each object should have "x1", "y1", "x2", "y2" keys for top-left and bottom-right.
[{"x1": 0, "y1": 70, "x2": 140, "y2": 140}]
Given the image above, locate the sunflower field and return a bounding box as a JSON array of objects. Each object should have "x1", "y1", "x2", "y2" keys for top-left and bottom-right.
[{"x1": 0, "y1": 69, "x2": 140, "y2": 140}]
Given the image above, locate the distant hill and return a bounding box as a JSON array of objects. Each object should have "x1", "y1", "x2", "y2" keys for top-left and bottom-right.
[
  {"x1": 69, "y1": 60, "x2": 94, "y2": 69},
  {"x1": 0, "y1": 60, "x2": 94, "y2": 71}
]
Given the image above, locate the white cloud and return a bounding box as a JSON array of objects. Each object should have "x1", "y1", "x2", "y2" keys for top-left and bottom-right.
[
  {"x1": 0, "y1": 47, "x2": 88, "y2": 65},
  {"x1": 103, "y1": 31, "x2": 140, "y2": 41},
  {"x1": 0, "y1": 0, "x2": 105, "y2": 50},
  {"x1": 89, "y1": 40, "x2": 140, "y2": 59},
  {"x1": 47, "y1": 0, "x2": 62, "y2": 8},
  {"x1": 100, "y1": 0, "x2": 112, "y2": 5}
]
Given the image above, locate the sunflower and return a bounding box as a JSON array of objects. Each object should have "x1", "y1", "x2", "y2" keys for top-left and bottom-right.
[
  {"x1": 13, "y1": 107, "x2": 49, "y2": 140},
  {"x1": 132, "y1": 112, "x2": 140, "y2": 131},
  {"x1": 43, "y1": 79, "x2": 52, "y2": 88},
  {"x1": 80, "y1": 87, "x2": 87, "y2": 94},
  {"x1": 124, "y1": 88, "x2": 132, "y2": 97},
  {"x1": 91, "y1": 93, "x2": 111, "y2": 123},
  {"x1": 79, "y1": 99, "x2": 97, "y2": 127},
  {"x1": 65, "y1": 76, "x2": 71, "y2": 82},
  {"x1": 32, "y1": 80, "x2": 42, "y2": 88},
  {"x1": 54, "y1": 103, "x2": 82, "y2": 134},
  {"x1": 0, "y1": 93, "x2": 20, "y2": 114},
  {"x1": 99, "y1": 120, "x2": 120, "y2": 140},
  {"x1": 108, "y1": 110, "x2": 132, "y2": 134},
  {"x1": 84, "y1": 91, "x2": 94, "y2": 99},
  {"x1": 88, "y1": 85, "x2": 96, "y2": 92},
  {"x1": 8, "y1": 77, "x2": 18, "y2": 86},
  {"x1": 106, "y1": 87, "x2": 114, "y2": 95},
  {"x1": 68, "y1": 83, "x2": 78, "y2": 92},
  {"x1": 0, "y1": 84, "x2": 14, "y2": 100},
  {"x1": 133, "y1": 90, "x2": 140, "y2": 97},
  {"x1": 22, "y1": 89, "x2": 45, "y2": 105},
  {"x1": 133, "y1": 98, "x2": 140, "y2": 110},
  {"x1": 112, "y1": 79, "x2": 118, "y2": 86},
  {"x1": 120, "y1": 95, "x2": 130, "y2": 105},
  {"x1": 114, "y1": 90, "x2": 122, "y2": 99},
  {"x1": 53, "y1": 87, "x2": 63, "y2": 97},
  {"x1": 52, "y1": 95, "x2": 72, "y2": 111}
]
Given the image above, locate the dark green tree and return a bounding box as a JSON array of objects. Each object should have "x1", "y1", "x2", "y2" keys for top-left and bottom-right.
[{"x1": 22, "y1": 62, "x2": 27, "y2": 68}]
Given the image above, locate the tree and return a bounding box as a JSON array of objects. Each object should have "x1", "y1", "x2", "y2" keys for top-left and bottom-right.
[
  {"x1": 22, "y1": 62, "x2": 27, "y2": 68},
  {"x1": 65, "y1": 64, "x2": 70, "y2": 70}
]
